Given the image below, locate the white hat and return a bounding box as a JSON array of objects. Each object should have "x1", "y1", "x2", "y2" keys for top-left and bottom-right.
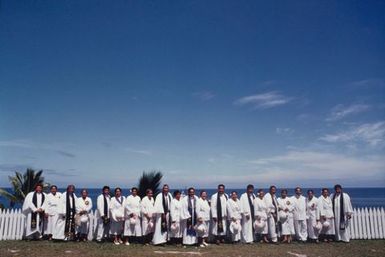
[
  {"x1": 147, "y1": 220, "x2": 154, "y2": 230},
  {"x1": 115, "y1": 210, "x2": 124, "y2": 220},
  {"x1": 170, "y1": 222, "x2": 180, "y2": 233},
  {"x1": 195, "y1": 223, "x2": 207, "y2": 235},
  {"x1": 230, "y1": 221, "x2": 241, "y2": 234},
  {"x1": 314, "y1": 222, "x2": 322, "y2": 231},
  {"x1": 279, "y1": 211, "x2": 288, "y2": 222},
  {"x1": 322, "y1": 221, "x2": 330, "y2": 229},
  {"x1": 80, "y1": 215, "x2": 89, "y2": 223},
  {"x1": 129, "y1": 217, "x2": 136, "y2": 225},
  {"x1": 254, "y1": 220, "x2": 266, "y2": 232}
]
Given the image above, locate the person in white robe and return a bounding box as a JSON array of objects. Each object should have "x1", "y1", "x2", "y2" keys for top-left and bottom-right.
[
  {"x1": 227, "y1": 191, "x2": 242, "y2": 243},
  {"x1": 22, "y1": 184, "x2": 47, "y2": 239},
  {"x1": 53, "y1": 185, "x2": 77, "y2": 241},
  {"x1": 141, "y1": 189, "x2": 156, "y2": 244},
  {"x1": 277, "y1": 189, "x2": 294, "y2": 243},
  {"x1": 292, "y1": 187, "x2": 308, "y2": 242},
  {"x1": 254, "y1": 189, "x2": 269, "y2": 243},
  {"x1": 96, "y1": 186, "x2": 111, "y2": 242},
  {"x1": 123, "y1": 187, "x2": 142, "y2": 245},
  {"x1": 44, "y1": 185, "x2": 62, "y2": 240},
  {"x1": 239, "y1": 184, "x2": 256, "y2": 243},
  {"x1": 153, "y1": 184, "x2": 172, "y2": 245},
  {"x1": 318, "y1": 188, "x2": 335, "y2": 242},
  {"x1": 196, "y1": 190, "x2": 211, "y2": 246},
  {"x1": 180, "y1": 187, "x2": 199, "y2": 246},
  {"x1": 170, "y1": 190, "x2": 183, "y2": 245},
  {"x1": 110, "y1": 187, "x2": 126, "y2": 245},
  {"x1": 210, "y1": 184, "x2": 228, "y2": 244},
  {"x1": 306, "y1": 189, "x2": 320, "y2": 243},
  {"x1": 331, "y1": 184, "x2": 353, "y2": 243},
  {"x1": 76, "y1": 189, "x2": 92, "y2": 241},
  {"x1": 263, "y1": 185, "x2": 279, "y2": 243}
]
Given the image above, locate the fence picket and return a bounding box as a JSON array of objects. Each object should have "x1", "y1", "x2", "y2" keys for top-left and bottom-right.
[{"x1": 0, "y1": 209, "x2": 4, "y2": 240}]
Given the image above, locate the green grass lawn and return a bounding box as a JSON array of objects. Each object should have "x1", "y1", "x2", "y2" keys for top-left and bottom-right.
[{"x1": 0, "y1": 240, "x2": 384, "y2": 257}]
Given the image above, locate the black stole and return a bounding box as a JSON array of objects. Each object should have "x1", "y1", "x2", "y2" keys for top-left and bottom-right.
[
  {"x1": 217, "y1": 194, "x2": 224, "y2": 233},
  {"x1": 332, "y1": 192, "x2": 345, "y2": 230},
  {"x1": 161, "y1": 194, "x2": 170, "y2": 233},
  {"x1": 64, "y1": 193, "x2": 76, "y2": 236},
  {"x1": 187, "y1": 197, "x2": 197, "y2": 236},
  {"x1": 31, "y1": 192, "x2": 45, "y2": 229},
  {"x1": 248, "y1": 193, "x2": 255, "y2": 219},
  {"x1": 271, "y1": 194, "x2": 278, "y2": 222}
]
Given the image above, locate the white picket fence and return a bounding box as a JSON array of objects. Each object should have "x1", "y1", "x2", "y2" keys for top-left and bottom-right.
[{"x1": 1, "y1": 207, "x2": 385, "y2": 240}]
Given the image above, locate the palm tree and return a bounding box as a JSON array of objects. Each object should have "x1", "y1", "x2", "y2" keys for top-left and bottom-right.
[
  {"x1": 137, "y1": 170, "x2": 163, "y2": 198},
  {"x1": 0, "y1": 168, "x2": 49, "y2": 208}
]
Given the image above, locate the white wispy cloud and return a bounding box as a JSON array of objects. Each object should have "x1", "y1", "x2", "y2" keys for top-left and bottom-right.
[
  {"x1": 192, "y1": 91, "x2": 216, "y2": 101},
  {"x1": 276, "y1": 127, "x2": 294, "y2": 135},
  {"x1": 320, "y1": 121, "x2": 385, "y2": 147},
  {"x1": 326, "y1": 104, "x2": 370, "y2": 121},
  {"x1": 125, "y1": 147, "x2": 152, "y2": 156},
  {"x1": 234, "y1": 91, "x2": 292, "y2": 109},
  {"x1": 350, "y1": 78, "x2": 385, "y2": 88}
]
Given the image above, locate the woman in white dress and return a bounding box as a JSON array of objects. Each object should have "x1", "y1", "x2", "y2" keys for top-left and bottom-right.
[
  {"x1": 318, "y1": 188, "x2": 335, "y2": 242},
  {"x1": 123, "y1": 187, "x2": 142, "y2": 245},
  {"x1": 76, "y1": 189, "x2": 93, "y2": 241},
  {"x1": 196, "y1": 190, "x2": 210, "y2": 247},
  {"x1": 141, "y1": 189, "x2": 156, "y2": 245},
  {"x1": 170, "y1": 190, "x2": 183, "y2": 245},
  {"x1": 45, "y1": 185, "x2": 62, "y2": 240},
  {"x1": 227, "y1": 191, "x2": 242, "y2": 243},
  {"x1": 110, "y1": 187, "x2": 126, "y2": 245},
  {"x1": 253, "y1": 189, "x2": 269, "y2": 243},
  {"x1": 306, "y1": 189, "x2": 320, "y2": 243},
  {"x1": 277, "y1": 189, "x2": 294, "y2": 243}
]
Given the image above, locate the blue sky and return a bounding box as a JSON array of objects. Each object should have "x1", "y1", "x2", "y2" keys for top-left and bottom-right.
[{"x1": 1, "y1": 0, "x2": 384, "y2": 188}]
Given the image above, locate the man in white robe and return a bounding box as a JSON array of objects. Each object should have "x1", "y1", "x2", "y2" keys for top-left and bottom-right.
[
  {"x1": 22, "y1": 184, "x2": 47, "y2": 239},
  {"x1": 96, "y1": 186, "x2": 111, "y2": 242},
  {"x1": 240, "y1": 184, "x2": 255, "y2": 243},
  {"x1": 263, "y1": 185, "x2": 279, "y2": 243},
  {"x1": 53, "y1": 185, "x2": 77, "y2": 241},
  {"x1": 331, "y1": 184, "x2": 353, "y2": 243},
  {"x1": 254, "y1": 189, "x2": 269, "y2": 243},
  {"x1": 180, "y1": 187, "x2": 199, "y2": 246},
  {"x1": 318, "y1": 188, "x2": 335, "y2": 242},
  {"x1": 210, "y1": 184, "x2": 228, "y2": 244},
  {"x1": 292, "y1": 187, "x2": 307, "y2": 242},
  {"x1": 277, "y1": 189, "x2": 294, "y2": 243},
  {"x1": 152, "y1": 184, "x2": 172, "y2": 245},
  {"x1": 196, "y1": 190, "x2": 210, "y2": 246},
  {"x1": 141, "y1": 189, "x2": 156, "y2": 244},
  {"x1": 76, "y1": 189, "x2": 92, "y2": 241},
  {"x1": 123, "y1": 187, "x2": 142, "y2": 244},
  {"x1": 44, "y1": 185, "x2": 62, "y2": 240},
  {"x1": 306, "y1": 189, "x2": 320, "y2": 243},
  {"x1": 227, "y1": 191, "x2": 242, "y2": 243},
  {"x1": 170, "y1": 190, "x2": 183, "y2": 245}
]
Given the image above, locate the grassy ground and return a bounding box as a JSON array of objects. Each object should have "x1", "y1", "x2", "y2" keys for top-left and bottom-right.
[{"x1": 0, "y1": 240, "x2": 384, "y2": 257}]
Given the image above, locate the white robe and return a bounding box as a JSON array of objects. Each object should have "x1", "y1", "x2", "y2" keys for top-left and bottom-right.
[
  {"x1": 123, "y1": 195, "x2": 142, "y2": 237},
  {"x1": 53, "y1": 192, "x2": 77, "y2": 240},
  {"x1": 170, "y1": 198, "x2": 183, "y2": 238},
  {"x1": 239, "y1": 193, "x2": 256, "y2": 243},
  {"x1": 291, "y1": 195, "x2": 307, "y2": 241},
  {"x1": 141, "y1": 196, "x2": 155, "y2": 236},
  {"x1": 44, "y1": 192, "x2": 62, "y2": 235},
  {"x1": 110, "y1": 196, "x2": 125, "y2": 236},
  {"x1": 318, "y1": 196, "x2": 335, "y2": 235},
  {"x1": 22, "y1": 192, "x2": 47, "y2": 237},
  {"x1": 196, "y1": 198, "x2": 210, "y2": 238},
  {"x1": 227, "y1": 199, "x2": 242, "y2": 242},
  {"x1": 331, "y1": 193, "x2": 353, "y2": 242},
  {"x1": 263, "y1": 193, "x2": 278, "y2": 242},
  {"x1": 253, "y1": 197, "x2": 268, "y2": 234},
  {"x1": 96, "y1": 194, "x2": 111, "y2": 240},
  {"x1": 306, "y1": 197, "x2": 319, "y2": 239},
  {"x1": 152, "y1": 193, "x2": 172, "y2": 245},
  {"x1": 277, "y1": 197, "x2": 294, "y2": 235},
  {"x1": 180, "y1": 195, "x2": 199, "y2": 245},
  {"x1": 76, "y1": 196, "x2": 92, "y2": 235},
  {"x1": 210, "y1": 193, "x2": 228, "y2": 236}
]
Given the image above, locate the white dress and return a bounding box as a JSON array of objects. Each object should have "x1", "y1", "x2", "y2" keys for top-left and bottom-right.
[
  {"x1": 22, "y1": 191, "x2": 47, "y2": 237},
  {"x1": 210, "y1": 193, "x2": 228, "y2": 236},
  {"x1": 76, "y1": 196, "x2": 93, "y2": 235},
  {"x1": 227, "y1": 198, "x2": 242, "y2": 242},
  {"x1": 239, "y1": 193, "x2": 256, "y2": 243},
  {"x1": 263, "y1": 193, "x2": 279, "y2": 242},
  {"x1": 123, "y1": 195, "x2": 142, "y2": 237},
  {"x1": 45, "y1": 192, "x2": 62, "y2": 235},
  {"x1": 152, "y1": 193, "x2": 172, "y2": 245},
  {"x1": 277, "y1": 197, "x2": 294, "y2": 235},
  {"x1": 318, "y1": 196, "x2": 335, "y2": 235},
  {"x1": 180, "y1": 195, "x2": 199, "y2": 245},
  {"x1": 331, "y1": 193, "x2": 353, "y2": 242},
  {"x1": 253, "y1": 197, "x2": 268, "y2": 234},
  {"x1": 291, "y1": 195, "x2": 308, "y2": 241},
  {"x1": 196, "y1": 198, "x2": 211, "y2": 238},
  {"x1": 306, "y1": 197, "x2": 319, "y2": 239},
  {"x1": 110, "y1": 196, "x2": 126, "y2": 236},
  {"x1": 141, "y1": 196, "x2": 155, "y2": 235},
  {"x1": 170, "y1": 198, "x2": 183, "y2": 238}
]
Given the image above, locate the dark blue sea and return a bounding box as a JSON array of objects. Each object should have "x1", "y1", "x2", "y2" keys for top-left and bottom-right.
[{"x1": 1, "y1": 187, "x2": 384, "y2": 210}]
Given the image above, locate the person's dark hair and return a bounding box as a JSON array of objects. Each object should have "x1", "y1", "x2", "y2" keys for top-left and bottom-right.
[
  {"x1": 163, "y1": 184, "x2": 169, "y2": 189},
  {"x1": 188, "y1": 187, "x2": 195, "y2": 193},
  {"x1": 231, "y1": 191, "x2": 238, "y2": 195},
  {"x1": 307, "y1": 189, "x2": 314, "y2": 194},
  {"x1": 247, "y1": 184, "x2": 254, "y2": 190},
  {"x1": 102, "y1": 186, "x2": 110, "y2": 191},
  {"x1": 35, "y1": 183, "x2": 43, "y2": 189},
  {"x1": 146, "y1": 189, "x2": 153, "y2": 194},
  {"x1": 173, "y1": 190, "x2": 181, "y2": 197},
  {"x1": 200, "y1": 190, "x2": 207, "y2": 196},
  {"x1": 322, "y1": 188, "x2": 329, "y2": 192},
  {"x1": 295, "y1": 186, "x2": 301, "y2": 191},
  {"x1": 281, "y1": 189, "x2": 288, "y2": 194},
  {"x1": 81, "y1": 189, "x2": 88, "y2": 194},
  {"x1": 269, "y1": 185, "x2": 276, "y2": 190},
  {"x1": 131, "y1": 187, "x2": 138, "y2": 192},
  {"x1": 115, "y1": 187, "x2": 122, "y2": 193},
  {"x1": 50, "y1": 185, "x2": 57, "y2": 190},
  {"x1": 257, "y1": 189, "x2": 264, "y2": 194},
  {"x1": 67, "y1": 184, "x2": 75, "y2": 191},
  {"x1": 334, "y1": 184, "x2": 342, "y2": 190},
  {"x1": 218, "y1": 184, "x2": 225, "y2": 189}
]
